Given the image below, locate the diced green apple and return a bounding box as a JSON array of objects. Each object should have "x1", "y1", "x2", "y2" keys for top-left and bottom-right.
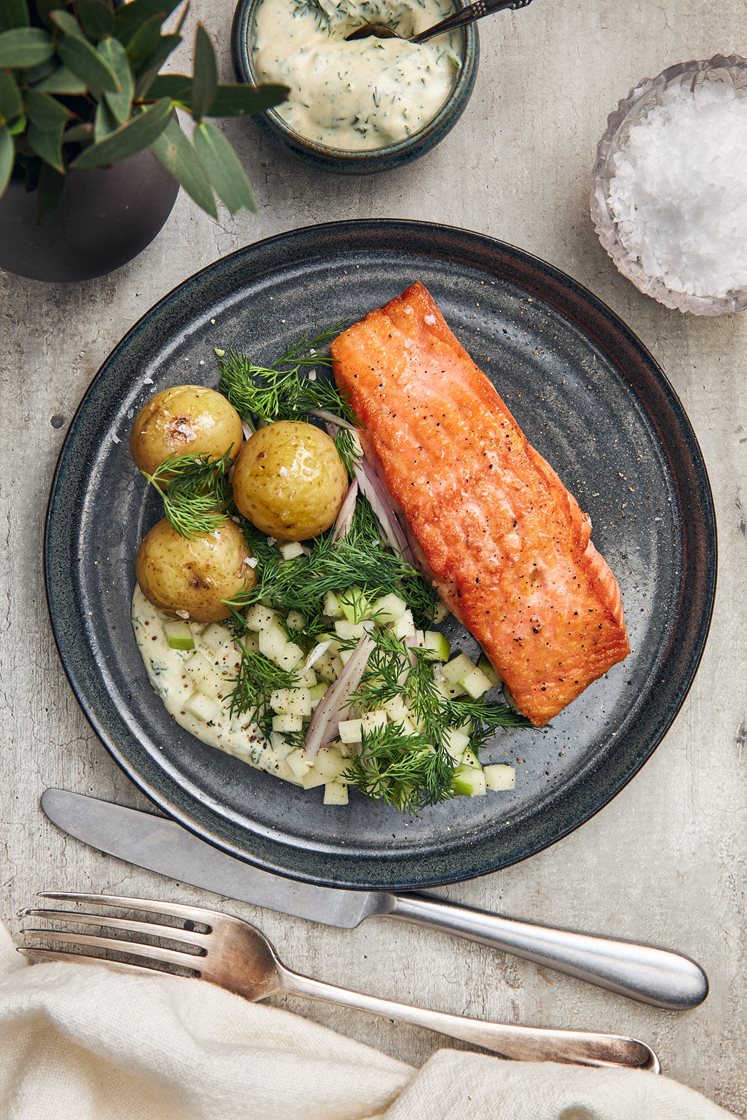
[
  {"x1": 371, "y1": 592, "x2": 408, "y2": 625},
  {"x1": 183, "y1": 692, "x2": 220, "y2": 723},
  {"x1": 280, "y1": 541, "x2": 305, "y2": 560},
  {"x1": 334, "y1": 619, "x2": 370, "y2": 641},
  {"x1": 484, "y1": 764, "x2": 516, "y2": 791},
  {"x1": 272, "y1": 714, "x2": 303, "y2": 733},
  {"x1": 443, "y1": 727, "x2": 470, "y2": 760},
  {"x1": 452, "y1": 766, "x2": 487, "y2": 796},
  {"x1": 383, "y1": 695, "x2": 410, "y2": 723},
  {"x1": 286, "y1": 609, "x2": 307, "y2": 630},
  {"x1": 338, "y1": 718, "x2": 363, "y2": 744},
  {"x1": 433, "y1": 601, "x2": 449, "y2": 624},
  {"x1": 459, "y1": 666, "x2": 493, "y2": 699},
  {"x1": 200, "y1": 622, "x2": 232, "y2": 652},
  {"x1": 286, "y1": 748, "x2": 312, "y2": 780},
  {"x1": 308, "y1": 682, "x2": 329, "y2": 706},
  {"x1": 163, "y1": 620, "x2": 194, "y2": 650},
  {"x1": 270, "y1": 688, "x2": 313, "y2": 718},
  {"x1": 442, "y1": 653, "x2": 477, "y2": 684},
  {"x1": 323, "y1": 781, "x2": 349, "y2": 806},
  {"x1": 460, "y1": 746, "x2": 482, "y2": 770},
  {"x1": 323, "y1": 591, "x2": 344, "y2": 619},
  {"x1": 477, "y1": 655, "x2": 501, "y2": 687},
  {"x1": 421, "y1": 630, "x2": 451, "y2": 661},
  {"x1": 338, "y1": 586, "x2": 370, "y2": 623},
  {"x1": 391, "y1": 609, "x2": 416, "y2": 640},
  {"x1": 244, "y1": 604, "x2": 280, "y2": 632},
  {"x1": 313, "y1": 749, "x2": 349, "y2": 781}
]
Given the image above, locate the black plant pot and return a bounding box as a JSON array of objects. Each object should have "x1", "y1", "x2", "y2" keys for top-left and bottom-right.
[{"x1": 0, "y1": 148, "x2": 180, "y2": 283}]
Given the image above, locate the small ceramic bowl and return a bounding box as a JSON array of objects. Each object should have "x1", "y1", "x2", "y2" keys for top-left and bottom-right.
[
  {"x1": 590, "y1": 55, "x2": 747, "y2": 316},
  {"x1": 231, "y1": 0, "x2": 479, "y2": 174}
]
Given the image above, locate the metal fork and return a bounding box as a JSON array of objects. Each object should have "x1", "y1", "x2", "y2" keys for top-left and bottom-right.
[{"x1": 21, "y1": 892, "x2": 660, "y2": 1072}]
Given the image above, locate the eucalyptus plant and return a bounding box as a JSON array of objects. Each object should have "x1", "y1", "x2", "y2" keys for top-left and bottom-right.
[{"x1": 0, "y1": 0, "x2": 288, "y2": 221}]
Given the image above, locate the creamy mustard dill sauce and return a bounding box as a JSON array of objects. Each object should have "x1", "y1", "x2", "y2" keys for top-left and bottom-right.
[
  {"x1": 251, "y1": 0, "x2": 462, "y2": 151},
  {"x1": 132, "y1": 585, "x2": 297, "y2": 784}
]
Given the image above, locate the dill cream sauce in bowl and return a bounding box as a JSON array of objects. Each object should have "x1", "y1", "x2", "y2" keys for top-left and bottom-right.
[{"x1": 232, "y1": 0, "x2": 478, "y2": 172}]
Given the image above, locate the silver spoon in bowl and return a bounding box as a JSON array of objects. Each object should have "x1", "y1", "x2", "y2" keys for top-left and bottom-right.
[{"x1": 346, "y1": 0, "x2": 533, "y2": 45}]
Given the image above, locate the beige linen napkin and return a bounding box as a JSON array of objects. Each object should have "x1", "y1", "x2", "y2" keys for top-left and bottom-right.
[{"x1": 0, "y1": 921, "x2": 735, "y2": 1120}]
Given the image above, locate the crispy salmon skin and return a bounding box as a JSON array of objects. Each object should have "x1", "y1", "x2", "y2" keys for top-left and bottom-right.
[{"x1": 330, "y1": 282, "x2": 630, "y2": 726}]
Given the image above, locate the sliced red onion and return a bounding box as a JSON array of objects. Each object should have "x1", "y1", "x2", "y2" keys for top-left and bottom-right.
[
  {"x1": 304, "y1": 634, "x2": 375, "y2": 759},
  {"x1": 241, "y1": 421, "x2": 253, "y2": 441},
  {"x1": 303, "y1": 640, "x2": 331, "y2": 673},
  {"x1": 332, "y1": 478, "x2": 358, "y2": 541},
  {"x1": 353, "y1": 460, "x2": 412, "y2": 559},
  {"x1": 311, "y1": 409, "x2": 358, "y2": 431}
]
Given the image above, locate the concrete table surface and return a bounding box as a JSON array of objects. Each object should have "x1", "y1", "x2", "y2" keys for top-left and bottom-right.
[{"x1": 1, "y1": 0, "x2": 745, "y2": 1112}]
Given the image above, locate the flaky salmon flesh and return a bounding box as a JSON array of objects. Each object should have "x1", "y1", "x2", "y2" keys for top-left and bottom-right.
[{"x1": 330, "y1": 282, "x2": 630, "y2": 727}]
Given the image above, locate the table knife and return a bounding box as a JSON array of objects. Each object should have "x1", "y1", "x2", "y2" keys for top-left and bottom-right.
[{"x1": 41, "y1": 788, "x2": 708, "y2": 1010}]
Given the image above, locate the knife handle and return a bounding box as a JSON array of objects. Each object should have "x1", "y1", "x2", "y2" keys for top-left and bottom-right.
[{"x1": 387, "y1": 894, "x2": 708, "y2": 1010}]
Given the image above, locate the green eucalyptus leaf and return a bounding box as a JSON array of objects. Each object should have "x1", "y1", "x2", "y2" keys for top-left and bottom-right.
[
  {"x1": 8, "y1": 112, "x2": 27, "y2": 136},
  {"x1": 77, "y1": 0, "x2": 115, "y2": 39},
  {"x1": 0, "y1": 0, "x2": 30, "y2": 33},
  {"x1": 35, "y1": 0, "x2": 62, "y2": 32},
  {"x1": 133, "y1": 32, "x2": 180, "y2": 96},
  {"x1": 63, "y1": 121, "x2": 94, "y2": 143},
  {"x1": 34, "y1": 65, "x2": 88, "y2": 94},
  {"x1": 57, "y1": 31, "x2": 120, "y2": 93},
  {"x1": 209, "y1": 82, "x2": 288, "y2": 117},
  {"x1": 36, "y1": 160, "x2": 65, "y2": 223},
  {"x1": 23, "y1": 58, "x2": 58, "y2": 84},
  {"x1": 94, "y1": 96, "x2": 118, "y2": 141},
  {"x1": 26, "y1": 88, "x2": 73, "y2": 130},
  {"x1": 72, "y1": 96, "x2": 171, "y2": 167},
  {"x1": 191, "y1": 23, "x2": 217, "y2": 121},
  {"x1": 193, "y1": 119, "x2": 255, "y2": 214},
  {"x1": 0, "y1": 72, "x2": 22, "y2": 125},
  {"x1": 124, "y1": 12, "x2": 162, "y2": 65},
  {"x1": 0, "y1": 126, "x2": 13, "y2": 197},
  {"x1": 145, "y1": 72, "x2": 191, "y2": 104},
  {"x1": 115, "y1": 0, "x2": 184, "y2": 42},
  {"x1": 50, "y1": 10, "x2": 86, "y2": 39},
  {"x1": 0, "y1": 27, "x2": 54, "y2": 68},
  {"x1": 150, "y1": 115, "x2": 217, "y2": 217},
  {"x1": 99, "y1": 36, "x2": 133, "y2": 122},
  {"x1": 28, "y1": 118, "x2": 65, "y2": 171}
]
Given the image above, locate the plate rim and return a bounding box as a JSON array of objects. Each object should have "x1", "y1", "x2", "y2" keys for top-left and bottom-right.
[{"x1": 44, "y1": 218, "x2": 718, "y2": 890}]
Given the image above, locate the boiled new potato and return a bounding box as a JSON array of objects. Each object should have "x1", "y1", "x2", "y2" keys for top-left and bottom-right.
[
  {"x1": 130, "y1": 385, "x2": 243, "y2": 476},
  {"x1": 135, "y1": 517, "x2": 255, "y2": 622},
  {"x1": 232, "y1": 420, "x2": 348, "y2": 541}
]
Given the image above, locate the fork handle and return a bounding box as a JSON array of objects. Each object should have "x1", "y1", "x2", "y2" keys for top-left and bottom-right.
[
  {"x1": 387, "y1": 894, "x2": 708, "y2": 1010},
  {"x1": 277, "y1": 967, "x2": 659, "y2": 1071}
]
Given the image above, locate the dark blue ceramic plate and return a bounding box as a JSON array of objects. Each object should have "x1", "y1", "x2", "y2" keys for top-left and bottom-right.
[{"x1": 45, "y1": 221, "x2": 716, "y2": 890}]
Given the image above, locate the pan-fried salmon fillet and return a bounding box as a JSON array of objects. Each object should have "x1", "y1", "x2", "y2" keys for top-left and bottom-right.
[{"x1": 330, "y1": 282, "x2": 630, "y2": 726}]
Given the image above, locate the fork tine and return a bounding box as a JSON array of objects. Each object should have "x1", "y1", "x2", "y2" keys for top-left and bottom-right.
[
  {"x1": 39, "y1": 891, "x2": 225, "y2": 927},
  {"x1": 23, "y1": 929, "x2": 204, "y2": 971},
  {"x1": 18, "y1": 946, "x2": 169, "y2": 979},
  {"x1": 25, "y1": 909, "x2": 207, "y2": 949}
]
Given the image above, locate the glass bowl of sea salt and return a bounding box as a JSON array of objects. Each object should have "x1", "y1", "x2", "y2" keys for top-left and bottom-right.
[{"x1": 591, "y1": 55, "x2": 747, "y2": 315}]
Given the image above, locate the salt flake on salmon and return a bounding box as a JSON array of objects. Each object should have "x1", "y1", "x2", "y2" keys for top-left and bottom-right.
[{"x1": 330, "y1": 282, "x2": 630, "y2": 727}]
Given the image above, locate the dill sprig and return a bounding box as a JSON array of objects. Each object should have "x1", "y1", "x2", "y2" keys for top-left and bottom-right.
[
  {"x1": 228, "y1": 497, "x2": 437, "y2": 631},
  {"x1": 347, "y1": 628, "x2": 529, "y2": 811},
  {"x1": 228, "y1": 642, "x2": 298, "y2": 737},
  {"x1": 344, "y1": 723, "x2": 456, "y2": 814},
  {"x1": 334, "y1": 427, "x2": 362, "y2": 478},
  {"x1": 143, "y1": 450, "x2": 234, "y2": 539},
  {"x1": 216, "y1": 325, "x2": 355, "y2": 428}
]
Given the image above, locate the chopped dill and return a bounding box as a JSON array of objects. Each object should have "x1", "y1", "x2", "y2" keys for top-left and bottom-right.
[
  {"x1": 216, "y1": 325, "x2": 354, "y2": 428},
  {"x1": 334, "y1": 427, "x2": 362, "y2": 477},
  {"x1": 142, "y1": 450, "x2": 234, "y2": 539},
  {"x1": 228, "y1": 642, "x2": 298, "y2": 736},
  {"x1": 344, "y1": 723, "x2": 456, "y2": 814}
]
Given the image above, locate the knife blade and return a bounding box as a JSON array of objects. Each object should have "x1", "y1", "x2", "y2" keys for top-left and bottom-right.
[
  {"x1": 41, "y1": 788, "x2": 709, "y2": 1009},
  {"x1": 41, "y1": 789, "x2": 388, "y2": 928}
]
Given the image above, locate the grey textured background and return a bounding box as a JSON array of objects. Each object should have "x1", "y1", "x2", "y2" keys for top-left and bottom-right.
[{"x1": 1, "y1": 0, "x2": 745, "y2": 1113}]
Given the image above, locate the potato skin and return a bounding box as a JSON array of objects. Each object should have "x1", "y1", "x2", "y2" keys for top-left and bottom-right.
[
  {"x1": 130, "y1": 385, "x2": 243, "y2": 476},
  {"x1": 135, "y1": 517, "x2": 255, "y2": 623},
  {"x1": 232, "y1": 421, "x2": 348, "y2": 540}
]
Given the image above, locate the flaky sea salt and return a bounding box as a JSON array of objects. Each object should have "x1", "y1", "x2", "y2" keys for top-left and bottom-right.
[{"x1": 608, "y1": 80, "x2": 747, "y2": 298}]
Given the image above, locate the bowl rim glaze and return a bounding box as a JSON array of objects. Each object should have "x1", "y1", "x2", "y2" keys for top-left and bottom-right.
[
  {"x1": 231, "y1": 0, "x2": 479, "y2": 171},
  {"x1": 590, "y1": 53, "x2": 747, "y2": 316}
]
